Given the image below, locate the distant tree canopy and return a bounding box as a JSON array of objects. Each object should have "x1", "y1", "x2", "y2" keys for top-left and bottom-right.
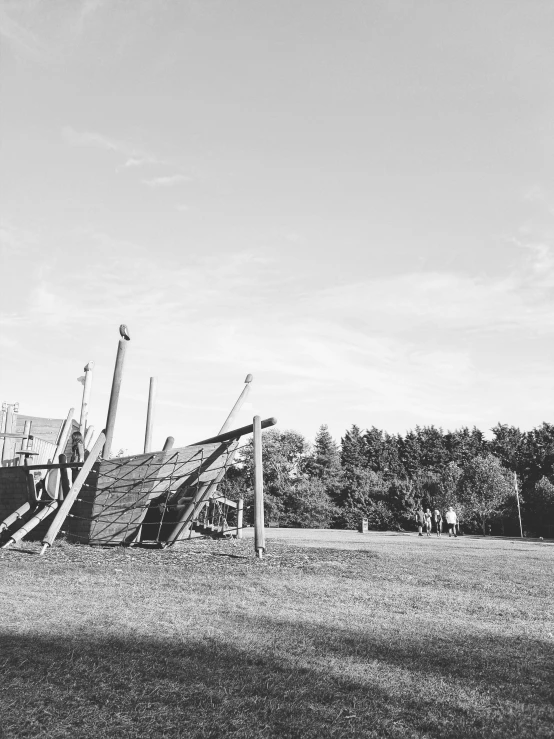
[{"x1": 220, "y1": 422, "x2": 554, "y2": 537}]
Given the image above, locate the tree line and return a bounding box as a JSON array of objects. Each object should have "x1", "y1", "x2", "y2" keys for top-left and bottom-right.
[{"x1": 220, "y1": 423, "x2": 554, "y2": 537}]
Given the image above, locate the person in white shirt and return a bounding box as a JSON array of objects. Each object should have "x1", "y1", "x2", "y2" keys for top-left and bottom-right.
[{"x1": 445, "y1": 507, "x2": 457, "y2": 537}]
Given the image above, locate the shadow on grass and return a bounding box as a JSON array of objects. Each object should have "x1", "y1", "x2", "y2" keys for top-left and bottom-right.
[
  {"x1": 1, "y1": 619, "x2": 552, "y2": 739},
  {"x1": 1, "y1": 547, "x2": 36, "y2": 555}
]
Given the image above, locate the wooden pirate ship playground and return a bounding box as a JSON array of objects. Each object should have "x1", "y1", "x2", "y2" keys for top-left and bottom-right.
[{"x1": 0, "y1": 327, "x2": 273, "y2": 556}]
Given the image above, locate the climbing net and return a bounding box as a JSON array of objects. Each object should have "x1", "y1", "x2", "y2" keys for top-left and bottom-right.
[{"x1": 56, "y1": 439, "x2": 251, "y2": 547}]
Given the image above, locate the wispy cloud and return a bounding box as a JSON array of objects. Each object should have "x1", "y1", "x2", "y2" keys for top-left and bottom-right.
[
  {"x1": 141, "y1": 174, "x2": 192, "y2": 187},
  {"x1": 0, "y1": 4, "x2": 46, "y2": 59},
  {"x1": 61, "y1": 125, "x2": 166, "y2": 170}
]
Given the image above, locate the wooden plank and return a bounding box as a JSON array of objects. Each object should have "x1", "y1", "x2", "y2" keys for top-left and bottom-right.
[{"x1": 212, "y1": 496, "x2": 237, "y2": 508}]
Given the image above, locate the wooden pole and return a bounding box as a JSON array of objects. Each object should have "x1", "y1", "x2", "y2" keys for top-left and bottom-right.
[
  {"x1": 0, "y1": 501, "x2": 32, "y2": 534},
  {"x1": 218, "y1": 374, "x2": 253, "y2": 434},
  {"x1": 84, "y1": 425, "x2": 95, "y2": 450},
  {"x1": 253, "y1": 415, "x2": 265, "y2": 558},
  {"x1": 192, "y1": 417, "x2": 277, "y2": 447},
  {"x1": 514, "y1": 471, "x2": 524, "y2": 538},
  {"x1": 0, "y1": 405, "x2": 6, "y2": 461},
  {"x1": 79, "y1": 361, "x2": 94, "y2": 436},
  {"x1": 103, "y1": 335, "x2": 128, "y2": 460},
  {"x1": 1, "y1": 404, "x2": 14, "y2": 463},
  {"x1": 53, "y1": 408, "x2": 74, "y2": 463},
  {"x1": 59, "y1": 454, "x2": 71, "y2": 498},
  {"x1": 237, "y1": 497, "x2": 244, "y2": 539},
  {"x1": 144, "y1": 377, "x2": 157, "y2": 453},
  {"x1": 44, "y1": 408, "x2": 74, "y2": 495},
  {"x1": 163, "y1": 436, "x2": 174, "y2": 452},
  {"x1": 3, "y1": 501, "x2": 58, "y2": 548},
  {"x1": 40, "y1": 431, "x2": 106, "y2": 554}
]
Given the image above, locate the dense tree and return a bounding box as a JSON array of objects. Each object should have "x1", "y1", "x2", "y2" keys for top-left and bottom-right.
[
  {"x1": 342, "y1": 469, "x2": 399, "y2": 531},
  {"x1": 458, "y1": 454, "x2": 514, "y2": 534},
  {"x1": 221, "y1": 429, "x2": 308, "y2": 524},
  {"x1": 523, "y1": 423, "x2": 554, "y2": 486},
  {"x1": 445, "y1": 427, "x2": 486, "y2": 467},
  {"x1": 417, "y1": 426, "x2": 449, "y2": 472},
  {"x1": 386, "y1": 477, "x2": 419, "y2": 528},
  {"x1": 489, "y1": 424, "x2": 526, "y2": 473},
  {"x1": 364, "y1": 427, "x2": 386, "y2": 473},
  {"x1": 281, "y1": 478, "x2": 338, "y2": 529},
  {"x1": 438, "y1": 462, "x2": 463, "y2": 510},
  {"x1": 341, "y1": 425, "x2": 366, "y2": 474},
  {"x1": 525, "y1": 476, "x2": 554, "y2": 536},
  {"x1": 400, "y1": 429, "x2": 422, "y2": 478},
  {"x1": 304, "y1": 425, "x2": 341, "y2": 480}
]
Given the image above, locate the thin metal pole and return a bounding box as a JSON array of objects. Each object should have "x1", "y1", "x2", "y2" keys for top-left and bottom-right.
[
  {"x1": 79, "y1": 361, "x2": 94, "y2": 436},
  {"x1": 144, "y1": 377, "x2": 157, "y2": 453},
  {"x1": 253, "y1": 415, "x2": 265, "y2": 558},
  {"x1": 104, "y1": 336, "x2": 128, "y2": 460},
  {"x1": 514, "y1": 471, "x2": 524, "y2": 538}
]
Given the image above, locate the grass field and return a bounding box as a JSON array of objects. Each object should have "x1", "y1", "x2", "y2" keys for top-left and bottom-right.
[{"x1": 1, "y1": 530, "x2": 552, "y2": 739}]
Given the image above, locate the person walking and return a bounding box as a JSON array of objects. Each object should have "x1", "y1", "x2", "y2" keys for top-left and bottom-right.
[
  {"x1": 415, "y1": 507, "x2": 425, "y2": 536},
  {"x1": 445, "y1": 506, "x2": 458, "y2": 537},
  {"x1": 433, "y1": 508, "x2": 443, "y2": 537},
  {"x1": 424, "y1": 508, "x2": 433, "y2": 537}
]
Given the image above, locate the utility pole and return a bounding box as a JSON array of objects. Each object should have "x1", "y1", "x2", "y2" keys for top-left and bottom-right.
[{"x1": 514, "y1": 471, "x2": 524, "y2": 538}]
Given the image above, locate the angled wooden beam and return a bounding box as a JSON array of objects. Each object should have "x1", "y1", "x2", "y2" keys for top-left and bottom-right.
[
  {"x1": 191, "y1": 417, "x2": 277, "y2": 446},
  {"x1": 40, "y1": 431, "x2": 106, "y2": 554}
]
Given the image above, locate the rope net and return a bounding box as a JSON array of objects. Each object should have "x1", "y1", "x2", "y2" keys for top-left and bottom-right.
[{"x1": 51, "y1": 439, "x2": 250, "y2": 546}]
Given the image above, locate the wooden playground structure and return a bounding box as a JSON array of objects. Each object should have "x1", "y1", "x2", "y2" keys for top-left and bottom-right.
[{"x1": 0, "y1": 327, "x2": 273, "y2": 557}]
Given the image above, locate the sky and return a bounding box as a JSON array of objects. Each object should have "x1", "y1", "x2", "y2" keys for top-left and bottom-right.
[{"x1": 1, "y1": 0, "x2": 554, "y2": 453}]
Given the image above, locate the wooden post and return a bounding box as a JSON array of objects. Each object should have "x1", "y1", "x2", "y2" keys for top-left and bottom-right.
[
  {"x1": 59, "y1": 454, "x2": 71, "y2": 498},
  {"x1": 237, "y1": 497, "x2": 244, "y2": 539},
  {"x1": 0, "y1": 405, "x2": 6, "y2": 461},
  {"x1": 103, "y1": 334, "x2": 129, "y2": 460},
  {"x1": 79, "y1": 361, "x2": 94, "y2": 436},
  {"x1": 163, "y1": 436, "x2": 174, "y2": 452},
  {"x1": 253, "y1": 415, "x2": 265, "y2": 558},
  {"x1": 218, "y1": 374, "x2": 253, "y2": 434},
  {"x1": 44, "y1": 408, "x2": 74, "y2": 496},
  {"x1": 40, "y1": 431, "x2": 106, "y2": 554},
  {"x1": 514, "y1": 471, "x2": 524, "y2": 538},
  {"x1": 53, "y1": 408, "x2": 74, "y2": 463},
  {"x1": 84, "y1": 425, "x2": 95, "y2": 450},
  {"x1": 144, "y1": 377, "x2": 157, "y2": 453},
  {"x1": 1, "y1": 404, "x2": 15, "y2": 463}
]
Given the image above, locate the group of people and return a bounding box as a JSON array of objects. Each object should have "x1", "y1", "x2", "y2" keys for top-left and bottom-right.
[{"x1": 415, "y1": 506, "x2": 458, "y2": 538}]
